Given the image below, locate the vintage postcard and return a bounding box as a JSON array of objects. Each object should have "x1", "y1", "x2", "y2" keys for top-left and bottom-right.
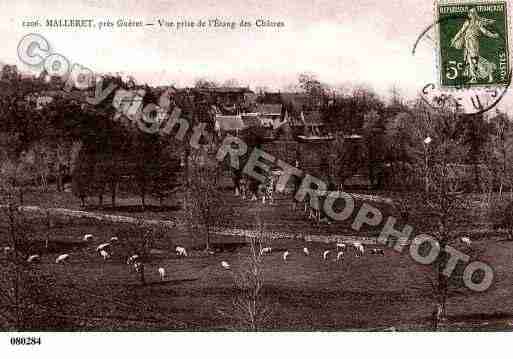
[{"x1": 1, "y1": 0, "x2": 513, "y2": 356}]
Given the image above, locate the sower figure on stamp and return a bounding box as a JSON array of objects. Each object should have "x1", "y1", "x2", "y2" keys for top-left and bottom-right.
[{"x1": 450, "y1": 7, "x2": 499, "y2": 83}]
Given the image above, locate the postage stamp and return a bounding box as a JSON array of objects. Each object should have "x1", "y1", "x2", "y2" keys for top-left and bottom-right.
[{"x1": 437, "y1": 1, "x2": 510, "y2": 88}]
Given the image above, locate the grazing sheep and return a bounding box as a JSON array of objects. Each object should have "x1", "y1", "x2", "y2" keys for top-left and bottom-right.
[
  {"x1": 221, "y1": 261, "x2": 231, "y2": 270},
  {"x1": 158, "y1": 267, "x2": 166, "y2": 281},
  {"x1": 127, "y1": 254, "x2": 139, "y2": 265},
  {"x1": 282, "y1": 250, "x2": 290, "y2": 262},
  {"x1": 354, "y1": 242, "x2": 365, "y2": 257},
  {"x1": 109, "y1": 236, "x2": 118, "y2": 242},
  {"x1": 27, "y1": 254, "x2": 41, "y2": 263},
  {"x1": 303, "y1": 247, "x2": 310, "y2": 256},
  {"x1": 336, "y1": 243, "x2": 346, "y2": 251},
  {"x1": 55, "y1": 254, "x2": 70, "y2": 264},
  {"x1": 460, "y1": 236, "x2": 472, "y2": 247},
  {"x1": 323, "y1": 250, "x2": 331, "y2": 261},
  {"x1": 260, "y1": 247, "x2": 272, "y2": 256},
  {"x1": 83, "y1": 234, "x2": 93, "y2": 241},
  {"x1": 175, "y1": 246, "x2": 188, "y2": 257},
  {"x1": 99, "y1": 250, "x2": 110, "y2": 260},
  {"x1": 96, "y1": 243, "x2": 111, "y2": 252},
  {"x1": 336, "y1": 251, "x2": 344, "y2": 261}
]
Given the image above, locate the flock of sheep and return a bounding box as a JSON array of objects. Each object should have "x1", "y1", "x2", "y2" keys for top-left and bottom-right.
[
  {"x1": 2, "y1": 233, "x2": 174, "y2": 282},
  {"x1": 215, "y1": 234, "x2": 474, "y2": 271},
  {"x1": 6, "y1": 230, "x2": 388, "y2": 278},
  {"x1": 2, "y1": 229, "x2": 473, "y2": 284},
  {"x1": 218, "y1": 240, "x2": 386, "y2": 272}
]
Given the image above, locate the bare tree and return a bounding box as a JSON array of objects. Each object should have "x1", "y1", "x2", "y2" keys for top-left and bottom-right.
[
  {"x1": 0, "y1": 180, "x2": 67, "y2": 330},
  {"x1": 114, "y1": 222, "x2": 160, "y2": 285},
  {"x1": 219, "y1": 217, "x2": 272, "y2": 330},
  {"x1": 413, "y1": 98, "x2": 476, "y2": 329},
  {"x1": 490, "y1": 110, "x2": 513, "y2": 199}
]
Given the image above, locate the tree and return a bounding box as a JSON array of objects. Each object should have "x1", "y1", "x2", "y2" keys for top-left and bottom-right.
[
  {"x1": 71, "y1": 148, "x2": 96, "y2": 208},
  {"x1": 186, "y1": 149, "x2": 232, "y2": 251},
  {"x1": 0, "y1": 181, "x2": 68, "y2": 330},
  {"x1": 149, "y1": 138, "x2": 181, "y2": 206},
  {"x1": 409, "y1": 98, "x2": 477, "y2": 328},
  {"x1": 194, "y1": 78, "x2": 219, "y2": 89},
  {"x1": 114, "y1": 222, "x2": 161, "y2": 285},
  {"x1": 363, "y1": 110, "x2": 386, "y2": 189},
  {"x1": 297, "y1": 72, "x2": 325, "y2": 110},
  {"x1": 489, "y1": 110, "x2": 513, "y2": 198},
  {"x1": 383, "y1": 112, "x2": 422, "y2": 189},
  {"x1": 222, "y1": 79, "x2": 241, "y2": 87},
  {"x1": 459, "y1": 113, "x2": 492, "y2": 192},
  {"x1": 219, "y1": 215, "x2": 272, "y2": 330}
]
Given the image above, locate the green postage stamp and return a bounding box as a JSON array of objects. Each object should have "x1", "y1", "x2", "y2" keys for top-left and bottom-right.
[{"x1": 437, "y1": 1, "x2": 510, "y2": 87}]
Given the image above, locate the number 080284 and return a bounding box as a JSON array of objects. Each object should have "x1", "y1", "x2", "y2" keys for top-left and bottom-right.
[{"x1": 10, "y1": 337, "x2": 41, "y2": 345}]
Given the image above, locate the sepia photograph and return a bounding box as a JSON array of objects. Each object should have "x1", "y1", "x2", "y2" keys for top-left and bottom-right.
[{"x1": 1, "y1": 0, "x2": 513, "y2": 354}]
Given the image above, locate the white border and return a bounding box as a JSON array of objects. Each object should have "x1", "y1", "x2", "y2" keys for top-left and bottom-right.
[{"x1": 1, "y1": 332, "x2": 512, "y2": 359}]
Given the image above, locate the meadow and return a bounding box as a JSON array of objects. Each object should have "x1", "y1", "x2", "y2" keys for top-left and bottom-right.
[{"x1": 2, "y1": 186, "x2": 512, "y2": 331}]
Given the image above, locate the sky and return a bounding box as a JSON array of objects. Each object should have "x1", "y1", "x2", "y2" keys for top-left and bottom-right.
[{"x1": 0, "y1": 0, "x2": 511, "y2": 109}]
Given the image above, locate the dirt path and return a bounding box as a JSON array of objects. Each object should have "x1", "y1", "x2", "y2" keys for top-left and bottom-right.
[
  {"x1": 13, "y1": 204, "x2": 380, "y2": 244},
  {"x1": 10, "y1": 204, "x2": 504, "y2": 245}
]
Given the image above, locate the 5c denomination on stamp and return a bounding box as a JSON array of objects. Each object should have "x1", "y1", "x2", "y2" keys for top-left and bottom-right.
[{"x1": 437, "y1": 1, "x2": 509, "y2": 88}]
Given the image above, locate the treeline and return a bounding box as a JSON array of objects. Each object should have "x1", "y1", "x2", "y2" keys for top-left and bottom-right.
[
  {"x1": 293, "y1": 73, "x2": 513, "y2": 192},
  {"x1": 0, "y1": 66, "x2": 188, "y2": 206},
  {"x1": 2, "y1": 65, "x2": 513, "y2": 204}
]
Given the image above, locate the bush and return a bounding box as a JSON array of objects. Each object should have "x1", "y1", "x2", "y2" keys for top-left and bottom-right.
[{"x1": 490, "y1": 200, "x2": 513, "y2": 240}]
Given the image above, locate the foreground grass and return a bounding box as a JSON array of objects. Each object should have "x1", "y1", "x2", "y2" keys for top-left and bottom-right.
[
  {"x1": 1, "y1": 212, "x2": 513, "y2": 330},
  {"x1": 2, "y1": 187, "x2": 513, "y2": 330}
]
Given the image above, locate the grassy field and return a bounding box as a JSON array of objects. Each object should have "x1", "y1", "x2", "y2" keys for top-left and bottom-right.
[{"x1": 2, "y1": 186, "x2": 513, "y2": 330}]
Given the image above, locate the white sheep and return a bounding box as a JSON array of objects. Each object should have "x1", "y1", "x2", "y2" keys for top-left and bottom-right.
[
  {"x1": 175, "y1": 246, "x2": 188, "y2": 257},
  {"x1": 27, "y1": 254, "x2": 41, "y2": 263},
  {"x1": 96, "y1": 243, "x2": 111, "y2": 252},
  {"x1": 55, "y1": 254, "x2": 70, "y2": 264},
  {"x1": 260, "y1": 247, "x2": 272, "y2": 256},
  {"x1": 83, "y1": 234, "x2": 93, "y2": 241},
  {"x1": 99, "y1": 250, "x2": 110, "y2": 260},
  {"x1": 109, "y1": 236, "x2": 118, "y2": 242},
  {"x1": 127, "y1": 254, "x2": 139, "y2": 265},
  {"x1": 336, "y1": 243, "x2": 346, "y2": 251},
  {"x1": 303, "y1": 247, "x2": 310, "y2": 256},
  {"x1": 134, "y1": 262, "x2": 143, "y2": 273},
  {"x1": 158, "y1": 267, "x2": 166, "y2": 281},
  {"x1": 336, "y1": 251, "x2": 344, "y2": 261},
  {"x1": 323, "y1": 250, "x2": 331, "y2": 261},
  {"x1": 282, "y1": 250, "x2": 290, "y2": 262},
  {"x1": 221, "y1": 261, "x2": 231, "y2": 270},
  {"x1": 460, "y1": 236, "x2": 472, "y2": 247}
]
